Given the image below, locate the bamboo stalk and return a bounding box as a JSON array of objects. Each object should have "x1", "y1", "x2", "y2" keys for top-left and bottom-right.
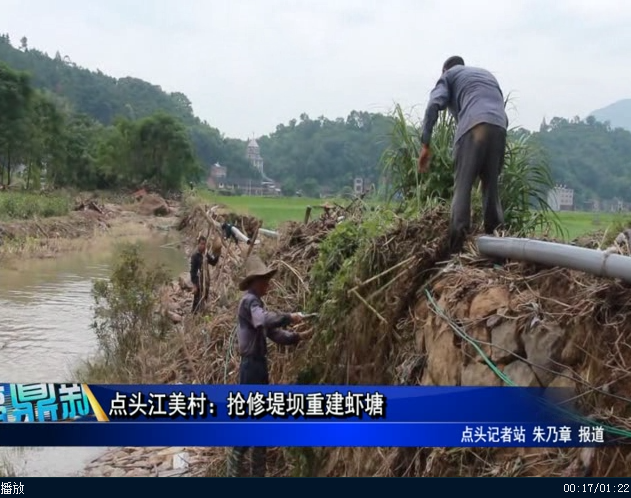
[
  {"x1": 350, "y1": 288, "x2": 386, "y2": 323},
  {"x1": 245, "y1": 223, "x2": 260, "y2": 260},
  {"x1": 348, "y1": 256, "x2": 416, "y2": 294}
]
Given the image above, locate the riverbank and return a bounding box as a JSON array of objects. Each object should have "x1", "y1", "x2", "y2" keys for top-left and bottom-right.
[
  {"x1": 5, "y1": 190, "x2": 629, "y2": 477},
  {"x1": 0, "y1": 192, "x2": 181, "y2": 266},
  {"x1": 87, "y1": 199, "x2": 631, "y2": 478},
  {"x1": 0, "y1": 190, "x2": 193, "y2": 478}
]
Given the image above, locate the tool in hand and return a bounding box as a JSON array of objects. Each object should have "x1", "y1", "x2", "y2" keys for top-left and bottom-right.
[{"x1": 297, "y1": 312, "x2": 318, "y2": 319}]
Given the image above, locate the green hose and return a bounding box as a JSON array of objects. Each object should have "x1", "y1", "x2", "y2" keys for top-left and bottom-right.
[{"x1": 424, "y1": 288, "x2": 631, "y2": 439}]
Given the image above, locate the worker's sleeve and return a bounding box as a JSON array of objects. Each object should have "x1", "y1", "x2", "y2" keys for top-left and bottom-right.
[
  {"x1": 420, "y1": 75, "x2": 451, "y2": 146},
  {"x1": 267, "y1": 327, "x2": 300, "y2": 346},
  {"x1": 250, "y1": 300, "x2": 292, "y2": 330},
  {"x1": 190, "y1": 253, "x2": 200, "y2": 287},
  {"x1": 206, "y1": 253, "x2": 220, "y2": 267}
]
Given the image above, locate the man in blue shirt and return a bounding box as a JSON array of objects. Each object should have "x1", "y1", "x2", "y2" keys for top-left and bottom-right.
[{"x1": 418, "y1": 56, "x2": 508, "y2": 254}]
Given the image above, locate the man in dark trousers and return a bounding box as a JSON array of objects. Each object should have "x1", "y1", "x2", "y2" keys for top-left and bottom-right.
[
  {"x1": 418, "y1": 55, "x2": 509, "y2": 254},
  {"x1": 227, "y1": 255, "x2": 311, "y2": 477},
  {"x1": 190, "y1": 235, "x2": 221, "y2": 314}
]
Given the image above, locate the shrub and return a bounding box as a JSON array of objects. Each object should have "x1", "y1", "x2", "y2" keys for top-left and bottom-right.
[
  {"x1": 381, "y1": 103, "x2": 564, "y2": 237},
  {"x1": 91, "y1": 243, "x2": 171, "y2": 367}
]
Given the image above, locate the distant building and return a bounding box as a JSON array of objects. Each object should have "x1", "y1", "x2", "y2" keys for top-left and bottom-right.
[
  {"x1": 211, "y1": 163, "x2": 227, "y2": 178},
  {"x1": 243, "y1": 138, "x2": 281, "y2": 195},
  {"x1": 215, "y1": 177, "x2": 281, "y2": 196},
  {"x1": 547, "y1": 184, "x2": 574, "y2": 211},
  {"x1": 353, "y1": 177, "x2": 374, "y2": 196},
  {"x1": 206, "y1": 163, "x2": 228, "y2": 189},
  {"x1": 246, "y1": 139, "x2": 264, "y2": 173}
]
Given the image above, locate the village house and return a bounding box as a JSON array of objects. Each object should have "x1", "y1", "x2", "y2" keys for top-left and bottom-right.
[
  {"x1": 353, "y1": 177, "x2": 374, "y2": 196},
  {"x1": 206, "y1": 163, "x2": 228, "y2": 190},
  {"x1": 205, "y1": 140, "x2": 281, "y2": 196},
  {"x1": 547, "y1": 184, "x2": 574, "y2": 211}
]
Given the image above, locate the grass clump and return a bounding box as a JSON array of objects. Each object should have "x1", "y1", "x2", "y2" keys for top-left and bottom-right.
[
  {"x1": 86, "y1": 243, "x2": 172, "y2": 380},
  {"x1": 381, "y1": 103, "x2": 564, "y2": 238},
  {"x1": 0, "y1": 191, "x2": 71, "y2": 220}
]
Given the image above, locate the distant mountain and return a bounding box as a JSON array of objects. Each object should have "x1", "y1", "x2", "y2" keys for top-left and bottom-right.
[{"x1": 589, "y1": 99, "x2": 631, "y2": 131}]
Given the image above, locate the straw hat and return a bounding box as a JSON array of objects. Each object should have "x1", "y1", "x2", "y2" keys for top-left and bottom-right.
[{"x1": 238, "y1": 255, "x2": 277, "y2": 291}]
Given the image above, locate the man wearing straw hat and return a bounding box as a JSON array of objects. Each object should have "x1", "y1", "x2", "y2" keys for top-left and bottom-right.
[{"x1": 227, "y1": 255, "x2": 310, "y2": 477}]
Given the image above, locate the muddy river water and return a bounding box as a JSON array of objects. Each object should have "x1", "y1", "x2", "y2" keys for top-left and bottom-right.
[{"x1": 0, "y1": 231, "x2": 188, "y2": 476}]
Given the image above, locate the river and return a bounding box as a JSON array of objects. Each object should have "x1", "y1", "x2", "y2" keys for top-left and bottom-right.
[{"x1": 0, "y1": 231, "x2": 188, "y2": 476}]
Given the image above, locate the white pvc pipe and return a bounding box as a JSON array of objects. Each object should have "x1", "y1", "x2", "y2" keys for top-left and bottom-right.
[
  {"x1": 206, "y1": 212, "x2": 260, "y2": 245},
  {"x1": 259, "y1": 228, "x2": 279, "y2": 239},
  {"x1": 477, "y1": 236, "x2": 631, "y2": 284}
]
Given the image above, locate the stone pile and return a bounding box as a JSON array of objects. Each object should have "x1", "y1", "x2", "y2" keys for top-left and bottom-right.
[{"x1": 83, "y1": 447, "x2": 213, "y2": 477}]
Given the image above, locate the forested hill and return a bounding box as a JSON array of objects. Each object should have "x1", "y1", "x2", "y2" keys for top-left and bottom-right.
[
  {"x1": 0, "y1": 34, "x2": 256, "y2": 178},
  {"x1": 532, "y1": 116, "x2": 631, "y2": 204},
  {"x1": 3, "y1": 34, "x2": 631, "y2": 201},
  {"x1": 590, "y1": 99, "x2": 631, "y2": 132}
]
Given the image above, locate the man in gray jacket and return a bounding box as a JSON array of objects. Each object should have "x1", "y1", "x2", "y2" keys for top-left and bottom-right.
[{"x1": 418, "y1": 56, "x2": 508, "y2": 254}]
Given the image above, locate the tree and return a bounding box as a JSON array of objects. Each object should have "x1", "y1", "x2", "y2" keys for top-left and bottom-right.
[{"x1": 0, "y1": 61, "x2": 33, "y2": 185}]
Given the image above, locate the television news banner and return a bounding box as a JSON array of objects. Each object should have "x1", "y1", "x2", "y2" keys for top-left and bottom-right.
[{"x1": 0, "y1": 382, "x2": 627, "y2": 488}]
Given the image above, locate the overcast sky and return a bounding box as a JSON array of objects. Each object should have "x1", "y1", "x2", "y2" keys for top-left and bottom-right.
[{"x1": 2, "y1": 0, "x2": 629, "y2": 139}]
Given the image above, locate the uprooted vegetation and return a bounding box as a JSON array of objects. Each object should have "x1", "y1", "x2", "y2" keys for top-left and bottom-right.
[{"x1": 83, "y1": 106, "x2": 631, "y2": 477}]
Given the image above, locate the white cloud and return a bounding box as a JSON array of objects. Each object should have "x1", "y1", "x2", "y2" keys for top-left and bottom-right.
[{"x1": 1, "y1": 0, "x2": 629, "y2": 138}]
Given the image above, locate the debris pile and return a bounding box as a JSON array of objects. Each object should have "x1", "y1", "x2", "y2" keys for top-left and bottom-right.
[
  {"x1": 0, "y1": 209, "x2": 112, "y2": 244},
  {"x1": 136, "y1": 194, "x2": 173, "y2": 217},
  {"x1": 113, "y1": 199, "x2": 631, "y2": 477},
  {"x1": 74, "y1": 196, "x2": 105, "y2": 214}
]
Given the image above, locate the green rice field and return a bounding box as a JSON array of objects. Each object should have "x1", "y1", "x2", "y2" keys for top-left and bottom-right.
[{"x1": 197, "y1": 192, "x2": 630, "y2": 240}]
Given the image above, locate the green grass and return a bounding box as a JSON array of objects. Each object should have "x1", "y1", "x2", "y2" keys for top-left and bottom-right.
[
  {"x1": 0, "y1": 191, "x2": 71, "y2": 220},
  {"x1": 197, "y1": 192, "x2": 334, "y2": 228},
  {"x1": 196, "y1": 192, "x2": 631, "y2": 240},
  {"x1": 555, "y1": 211, "x2": 630, "y2": 241}
]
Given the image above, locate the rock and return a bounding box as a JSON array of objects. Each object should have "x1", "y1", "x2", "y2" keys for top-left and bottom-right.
[
  {"x1": 469, "y1": 286, "x2": 510, "y2": 319},
  {"x1": 127, "y1": 468, "x2": 152, "y2": 477},
  {"x1": 486, "y1": 314, "x2": 503, "y2": 329},
  {"x1": 158, "y1": 469, "x2": 188, "y2": 477},
  {"x1": 546, "y1": 370, "x2": 578, "y2": 411},
  {"x1": 110, "y1": 467, "x2": 126, "y2": 477},
  {"x1": 522, "y1": 323, "x2": 565, "y2": 387},
  {"x1": 461, "y1": 362, "x2": 500, "y2": 386},
  {"x1": 157, "y1": 447, "x2": 186, "y2": 456},
  {"x1": 502, "y1": 360, "x2": 540, "y2": 387},
  {"x1": 490, "y1": 320, "x2": 521, "y2": 364},
  {"x1": 547, "y1": 371, "x2": 575, "y2": 390},
  {"x1": 424, "y1": 324, "x2": 461, "y2": 385},
  {"x1": 463, "y1": 324, "x2": 492, "y2": 360},
  {"x1": 173, "y1": 451, "x2": 190, "y2": 469},
  {"x1": 414, "y1": 301, "x2": 430, "y2": 352},
  {"x1": 560, "y1": 328, "x2": 585, "y2": 366}
]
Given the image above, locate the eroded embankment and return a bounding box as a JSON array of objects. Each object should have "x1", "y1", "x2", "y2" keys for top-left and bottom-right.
[
  {"x1": 0, "y1": 192, "x2": 180, "y2": 264},
  {"x1": 86, "y1": 201, "x2": 631, "y2": 477}
]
